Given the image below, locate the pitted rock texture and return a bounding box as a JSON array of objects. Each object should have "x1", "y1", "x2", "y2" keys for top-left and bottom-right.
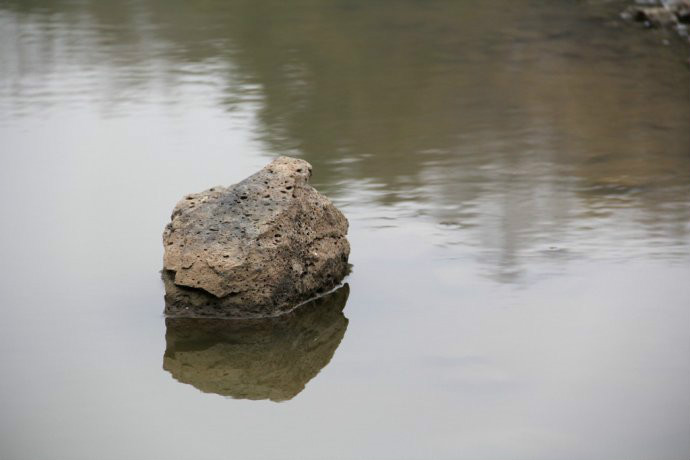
[{"x1": 162, "y1": 156, "x2": 350, "y2": 318}]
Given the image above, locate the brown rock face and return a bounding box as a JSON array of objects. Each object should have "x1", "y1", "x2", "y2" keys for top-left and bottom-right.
[
  {"x1": 162, "y1": 156, "x2": 350, "y2": 318},
  {"x1": 162, "y1": 284, "x2": 349, "y2": 401}
]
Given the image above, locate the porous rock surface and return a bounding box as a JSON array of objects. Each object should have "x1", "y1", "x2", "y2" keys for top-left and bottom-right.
[{"x1": 162, "y1": 156, "x2": 349, "y2": 318}]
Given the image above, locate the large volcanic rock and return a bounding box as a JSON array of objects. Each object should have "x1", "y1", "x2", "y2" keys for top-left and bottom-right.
[
  {"x1": 162, "y1": 284, "x2": 349, "y2": 401},
  {"x1": 162, "y1": 157, "x2": 350, "y2": 318}
]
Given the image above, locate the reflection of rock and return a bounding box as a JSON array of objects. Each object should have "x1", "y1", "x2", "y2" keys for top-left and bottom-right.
[
  {"x1": 162, "y1": 284, "x2": 349, "y2": 401},
  {"x1": 162, "y1": 156, "x2": 350, "y2": 318}
]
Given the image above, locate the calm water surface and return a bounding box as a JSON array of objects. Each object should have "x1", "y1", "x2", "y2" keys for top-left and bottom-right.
[{"x1": 1, "y1": 1, "x2": 689, "y2": 459}]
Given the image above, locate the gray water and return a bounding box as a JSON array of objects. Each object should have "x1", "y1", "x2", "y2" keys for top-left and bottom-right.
[{"x1": 1, "y1": 1, "x2": 689, "y2": 459}]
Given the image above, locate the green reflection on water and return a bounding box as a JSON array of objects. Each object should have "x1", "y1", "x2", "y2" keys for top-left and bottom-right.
[{"x1": 1, "y1": 0, "x2": 689, "y2": 278}]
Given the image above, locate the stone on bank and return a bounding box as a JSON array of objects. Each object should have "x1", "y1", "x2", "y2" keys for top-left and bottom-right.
[{"x1": 162, "y1": 156, "x2": 350, "y2": 319}]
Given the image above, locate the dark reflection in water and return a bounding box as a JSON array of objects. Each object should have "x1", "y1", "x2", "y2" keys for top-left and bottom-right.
[{"x1": 162, "y1": 285, "x2": 349, "y2": 401}]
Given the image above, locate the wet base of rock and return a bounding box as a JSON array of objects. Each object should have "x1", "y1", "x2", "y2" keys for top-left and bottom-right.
[{"x1": 162, "y1": 267, "x2": 349, "y2": 319}]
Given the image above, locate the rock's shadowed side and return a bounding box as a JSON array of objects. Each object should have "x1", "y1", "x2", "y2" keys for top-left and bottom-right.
[
  {"x1": 162, "y1": 156, "x2": 350, "y2": 318},
  {"x1": 162, "y1": 284, "x2": 350, "y2": 401}
]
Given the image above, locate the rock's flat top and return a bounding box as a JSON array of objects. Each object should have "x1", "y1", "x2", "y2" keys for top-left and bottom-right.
[{"x1": 162, "y1": 156, "x2": 350, "y2": 318}]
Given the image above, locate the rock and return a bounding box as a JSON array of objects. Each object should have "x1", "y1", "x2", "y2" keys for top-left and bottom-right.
[
  {"x1": 162, "y1": 156, "x2": 350, "y2": 319},
  {"x1": 622, "y1": 1, "x2": 690, "y2": 27},
  {"x1": 672, "y1": 1, "x2": 690, "y2": 23},
  {"x1": 621, "y1": 0, "x2": 690, "y2": 60},
  {"x1": 162, "y1": 284, "x2": 349, "y2": 401},
  {"x1": 627, "y1": 6, "x2": 678, "y2": 27}
]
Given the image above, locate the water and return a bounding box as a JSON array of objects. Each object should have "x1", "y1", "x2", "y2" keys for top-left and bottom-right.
[{"x1": 1, "y1": 0, "x2": 689, "y2": 459}]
